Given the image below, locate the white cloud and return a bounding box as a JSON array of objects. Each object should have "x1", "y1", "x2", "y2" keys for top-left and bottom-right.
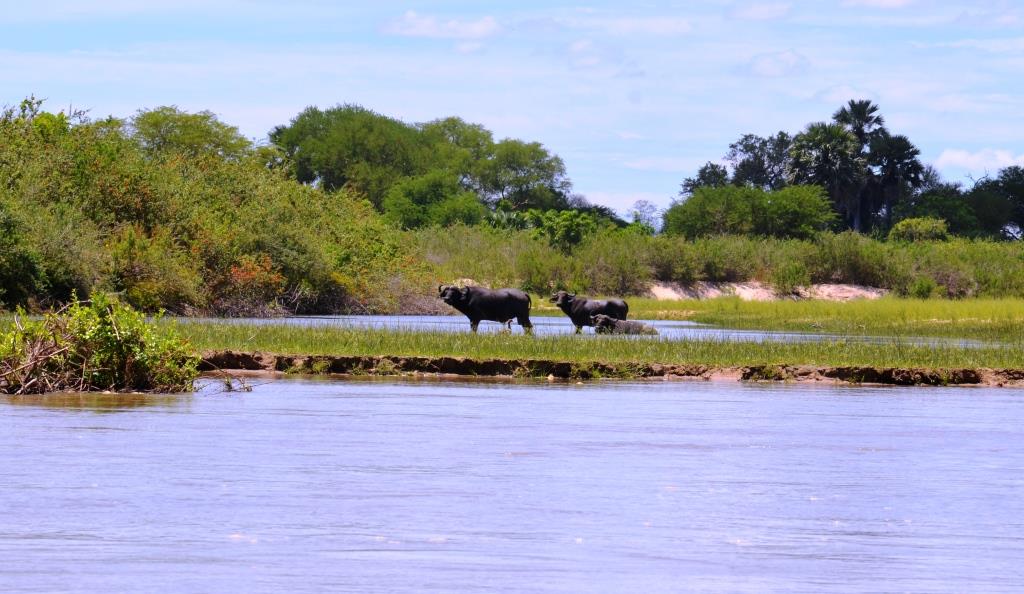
[
  {"x1": 622, "y1": 157, "x2": 713, "y2": 173},
  {"x1": 566, "y1": 39, "x2": 645, "y2": 77},
  {"x1": 937, "y1": 37, "x2": 1024, "y2": 53},
  {"x1": 455, "y1": 42, "x2": 484, "y2": 54},
  {"x1": 730, "y1": 3, "x2": 792, "y2": 20},
  {"x1": 954, "y1": 9, "x2": 1023, "y2": 28},
  {"x1": 385, "y1": 11, "x2": 499, "y2": 40},
  {"x1": 925, "y1": 93, "x2": 1013, "y2": 113},
  {"x1": 561, "y1": 16, "x2": 691, "y2": 36},
  {"x1": 617, "y1": 131, "x2": 645, "y2": 140},
  {"x1": 935, "y1": 148, "x2": 1024, "y2": 171},
  {"x1": 842, "y1": 0, "x2": 913, "y2": 7},
  {"x1": 744, "y1": 50, "x2": 808, "y2": 77}
]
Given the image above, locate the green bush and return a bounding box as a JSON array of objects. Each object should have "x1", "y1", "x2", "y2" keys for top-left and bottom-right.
[
  {"x1": 0, "y1": 295, "x2": 199, "y2": 394},
  {"x1": 574, "y1": 230, "x2": 654, "y2": 295},
  {"x1": 693, "y1": 236, "x2": 762, "y2": 282},
  {"x1": 768, "y1": 261, "x2": 811, "y2": 295},
  {"x1": 889, "y1": 217, "x2": 949, "y2": 242},
  {"x1": 663, "y1": 186, "x2": 760, "y2": 238}
]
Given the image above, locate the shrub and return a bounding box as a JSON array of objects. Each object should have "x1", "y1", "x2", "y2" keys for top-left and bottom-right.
[
  {"x1": 0, "y1": 295, "x2": 199, "y2": 394},
  {"x1": 889, "y1": 217, "x2": 949, "y2": 242},
  {"x1": 212, "y1": 254, "x2": 286, "y2": 316},
  {"x1": 810, "y1": 231, "x2": 910, "y2": 288},
  {"x1": 574, "y1": 230, "x2": 654, "y2": 295},
  {"x1": 106, "y1": 225, "x2": 204, "y2": 313},
  {"x1": 0, "y1": 199, "x2": 42, "y2": 309},
  {"x1": 768, "y1": 261, "x2": 811, "y2": 295},
  {"x1": 647, "y1": 236, "x2": 701, "y2": 284},
  {"x1": 663, "y1": 186, "x2": 760, "y2": 238}
]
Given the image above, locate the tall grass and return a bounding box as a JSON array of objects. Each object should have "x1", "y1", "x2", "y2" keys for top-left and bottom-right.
[
  {"x1": 416, "y1": 226, "x2": 1024, "y2": 301},
  {"x1": 174, "y1": 321, "x2": 1024, "y2": 370},
  {"x1": 627, "y1": 296, "x2": 1024, "y2": 342}
]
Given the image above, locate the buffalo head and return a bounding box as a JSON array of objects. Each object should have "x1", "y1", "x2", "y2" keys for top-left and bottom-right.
[
  {"x1": 590, "y1": 314, "x2": 615, "y2": 330},
  {"x1": 549, "y1": 290, "x2": 575, "y2": 306},
  {"x1": 439, "y1": 285, "x2": 469, "y2": 305}
]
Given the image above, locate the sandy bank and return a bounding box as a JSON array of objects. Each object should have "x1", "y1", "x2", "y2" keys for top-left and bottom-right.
[
  {"x1": 200, "y1": 350, "x2": 1024, "y2": 388},
  {"x1": 648, "y1": 281, "x2": 886, "y2": 302}
]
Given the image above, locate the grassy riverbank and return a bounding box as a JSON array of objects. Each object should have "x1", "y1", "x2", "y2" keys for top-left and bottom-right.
[
  {"x1": 631, "y1": 297, "x2": 1024, "y2": 341},
  {"x1": 529, "y1": 295, "x2": 1024, "y2": 342},
  {"x1": 175, "y1": 320, "x2": 1024, "y2": 371}
]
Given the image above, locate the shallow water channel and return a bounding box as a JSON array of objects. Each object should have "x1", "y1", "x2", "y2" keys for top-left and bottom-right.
[
  {"x1": 3, "y1": 377, "x2": 1024, "y2": 592},
  {"x1": 193, "y1": 314, "x2": 987, "y2": 347}
]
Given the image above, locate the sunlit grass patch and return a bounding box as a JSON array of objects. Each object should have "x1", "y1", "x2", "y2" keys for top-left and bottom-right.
[
  {"x1": 625, "y1": 296, "x2": 1024, "y2": 342},
  {"x1": 173, "y1": 320, "x2": 1024, "y2": 370}
]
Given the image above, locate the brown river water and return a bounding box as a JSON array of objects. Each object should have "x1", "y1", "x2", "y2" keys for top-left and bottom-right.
[{"x1": 2, "y1": 377, "x2": 1023, "y2": 593}]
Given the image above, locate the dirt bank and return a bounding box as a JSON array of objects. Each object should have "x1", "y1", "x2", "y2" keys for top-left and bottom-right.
[
  {"x1": 200, "y1": 350, "x2": 1024, "y2": 387},
  {"x1": 648, "y1": 281, "x2": 886, "y2": 302}
]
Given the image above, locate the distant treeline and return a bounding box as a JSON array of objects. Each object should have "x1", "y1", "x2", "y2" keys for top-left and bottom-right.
[
  {"x1": 3, "y1": 95, "x2": 1024, "y2": 315},
  {"x1": 419, "y1": 226, "x2": 1024, "y2": 300},
  {"x1": 669, "y1": 99, "x2": 1024, "y2": 239}
]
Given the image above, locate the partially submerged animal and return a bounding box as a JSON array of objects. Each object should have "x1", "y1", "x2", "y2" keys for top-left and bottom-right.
[
  {"x1": 591, "y1": 314, "x2": 658, "y2": 335},
  {"x1": 438, "y1": 285, "x2": 533, "y2": 333},
  {"x1": 549, "y1": 290, "x2": 628, "y2": 333}
]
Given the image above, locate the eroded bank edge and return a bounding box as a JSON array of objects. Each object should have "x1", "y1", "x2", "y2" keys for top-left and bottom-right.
[{"x1": 200, "y1": 350, "x2": 1024, "y2": 387}]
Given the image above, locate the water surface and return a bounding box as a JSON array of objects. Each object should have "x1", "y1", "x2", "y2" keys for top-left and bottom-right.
[
  {"x1": 189, "y1": 314, "x2": 987, "y2": 347},
  {"x1": 2, "y1": 378, "x2": 1023, "y2": 593}
]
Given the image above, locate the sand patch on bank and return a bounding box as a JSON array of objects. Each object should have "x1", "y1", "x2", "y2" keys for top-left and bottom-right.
[{"x1": 648, "y1": 281, "x2": 886, "y2": 302}]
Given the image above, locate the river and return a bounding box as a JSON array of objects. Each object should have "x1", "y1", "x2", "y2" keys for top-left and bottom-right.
[
  {"x1": 185, "y1": 314, "x2": 989, "y2": 347},
  {"x1": 2, "y1": 377, "x2": 1023, "y2": 593}
]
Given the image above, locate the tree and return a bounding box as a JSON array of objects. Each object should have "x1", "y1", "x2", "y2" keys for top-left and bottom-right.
[
  {"x1": 966, "y1": 178, "x2": 1014, "y2": 239},
  {"x1": 0, "y1": 200, "x2": 42, "y2": 308},
  {"x1": 787, "y1": 122, "x2": 866, "y2": 230},
  {"x1": 992, "y1": 166, "x2": 1024, "y2": 236},
  {"x1": 269, "y1": 104, "x2": 425, "y2": 206},
  {"x1": 662, "y1": 185, "x2": 834, "y2": 239},
  {"x1": 894, "y1": 183, "x2": 981, "y2": 237},
  {"x1": 628, "y1": 199, "x2": 660, "y2": 230},
  {"x1": 477, "y1": 139, "x2": 572, "y2": 210},
  {"x1": 680, "y1": 161, "x2": 729, "y2": 196},
  {"x1": 725, "y1": 132, "x2": 792, "y2": 190},
  {"x1": 526, "y1": 208, "x2": 599, "y2": 251},
  {"x1": 418, "y1": 117, "x2": 494, "y2": 193},
  {"x1": 832, "y1": 99, "x2": 886, "y2": 151},
  {"x1": 759, "y1": 185, "x2": 837, "y2": 239},
  {"x1": 867, "y1": 132, "x2": 924, "y2": 229},
  {"x1": 131, "y1": 106, "x2": 252, "y2": 159},
  {"x1": 381, "y1": 170, "x2": 484, "y2": 229},
  {"x1": 663, "y1": 186, "x2": 760, "y2": 237}
]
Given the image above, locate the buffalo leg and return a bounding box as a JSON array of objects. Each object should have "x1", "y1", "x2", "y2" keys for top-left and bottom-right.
[
  {"x1": 518, "y1": 315, "x2": 533, "y2": 335},
  {"x1": 575, "y1": 325, "x2": 582, "y2": 334},
  {"x1": 470, "y1": 320, "x2": 480, "y2": 333}
]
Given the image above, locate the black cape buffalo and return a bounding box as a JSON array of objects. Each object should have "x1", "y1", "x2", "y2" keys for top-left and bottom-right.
[
  {"x1": 591, "y1": 314, "x2": 658, "y2": 335},
  {"x1": 439, "y1": 285, "x2": 533, "y2": 333},
  {"x1": 549, "y1": 290, "x2": 628, "y2": 333}
]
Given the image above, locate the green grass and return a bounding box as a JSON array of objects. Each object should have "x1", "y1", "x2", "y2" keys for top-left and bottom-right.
[
  {"x1": 624, "y1": 296, "x2": 1024, "y2": 343},
  {"x1": 173, "y1": 320, "x2": 1024, "y2": 370}
]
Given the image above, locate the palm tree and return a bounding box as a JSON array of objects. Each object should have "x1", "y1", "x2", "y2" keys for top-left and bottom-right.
[
  {"x1": 868, "y1": 132, "x2": 925, "y2": 229},
  {"x1": 788, "y1": 122, "x2": 867, "y2": 230},
  {"x1": 833, "y1": 99, "x2": 886, "y2": 152}
]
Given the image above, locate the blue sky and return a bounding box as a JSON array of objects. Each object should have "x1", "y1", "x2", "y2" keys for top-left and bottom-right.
[{"x1": 3, "y1": 0, "x2": 1023, "y2": 215}]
